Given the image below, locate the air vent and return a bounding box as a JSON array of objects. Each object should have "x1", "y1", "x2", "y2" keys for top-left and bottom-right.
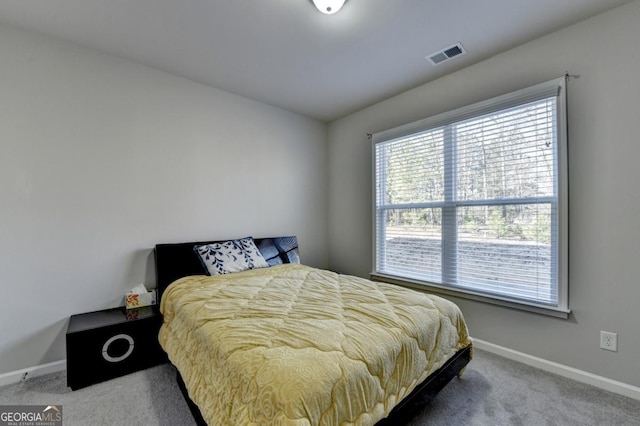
[{"x1": 427, "y1": 43, "x2": 466, "y2": 65}]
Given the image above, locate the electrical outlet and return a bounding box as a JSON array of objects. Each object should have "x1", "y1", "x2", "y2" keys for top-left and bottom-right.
[{"x1": 600, "y1": 331, "x2": 617, "y2": 352}]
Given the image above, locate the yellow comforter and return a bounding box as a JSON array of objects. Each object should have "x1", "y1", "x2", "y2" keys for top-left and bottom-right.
[{"x1": 159, "y1": 264, "x2": 471, "y2": 426}]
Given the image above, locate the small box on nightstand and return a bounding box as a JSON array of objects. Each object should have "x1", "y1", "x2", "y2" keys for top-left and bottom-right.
[
  {"x1": 125, "y1": 290, "x2": 157, "y2": 309},
  {"x1": 66, "y1": 306, "x2": 166, "y2": 390}
]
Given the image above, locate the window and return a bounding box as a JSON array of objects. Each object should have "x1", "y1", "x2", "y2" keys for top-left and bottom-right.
[{"x1": 372, "y1": 78, "x2": 568, "y2": 316}]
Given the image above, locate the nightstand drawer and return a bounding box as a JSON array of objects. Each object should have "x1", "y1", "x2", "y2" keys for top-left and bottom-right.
[{"x1": 66, "y1": 307, "x2": 166, "y2": 390}]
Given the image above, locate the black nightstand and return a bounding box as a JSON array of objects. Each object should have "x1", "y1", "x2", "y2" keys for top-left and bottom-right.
[{"x1": 66, "y1": 306, "x2": 167, "y2": 390}]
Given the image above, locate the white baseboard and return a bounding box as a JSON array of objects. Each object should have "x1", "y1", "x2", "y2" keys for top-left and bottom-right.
[
  {"x1": 0, "y1": 360, "x2": 66, "y2": 387},
  {"x1": 473, "y1": 338, "x2": 640, "y2": 401}
]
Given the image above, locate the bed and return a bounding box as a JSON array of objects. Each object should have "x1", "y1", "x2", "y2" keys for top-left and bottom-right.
[{"x1": 155, "y1": 236, "x2": 472, "y2": 425}]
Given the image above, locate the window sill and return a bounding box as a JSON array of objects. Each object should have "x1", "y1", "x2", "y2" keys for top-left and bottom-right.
[{"x1": 370, "y1": 272, "x2": 570, "y2": 319}]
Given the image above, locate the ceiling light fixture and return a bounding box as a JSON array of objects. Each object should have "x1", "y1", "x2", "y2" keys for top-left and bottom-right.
[{"x1": 312, "y1": 0, "x2": 346, "y2": 15}]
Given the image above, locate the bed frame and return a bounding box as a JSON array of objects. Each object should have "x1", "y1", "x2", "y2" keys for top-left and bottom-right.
[
  {"x1": 155, "y1": 236, "x2": 300, "y2": 300},
  {"x1": 154, "y1": 236, "x2": 472, "y2": 425}
]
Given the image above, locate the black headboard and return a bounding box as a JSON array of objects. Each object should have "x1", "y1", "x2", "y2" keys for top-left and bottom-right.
[{"x1": 154, "y1": 236, "x2": 299, "y2": 301}]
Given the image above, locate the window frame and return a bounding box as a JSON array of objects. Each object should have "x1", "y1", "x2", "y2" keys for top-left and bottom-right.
[{"x1": 371, "y1": 77, "x2": 569, "y2": 318}]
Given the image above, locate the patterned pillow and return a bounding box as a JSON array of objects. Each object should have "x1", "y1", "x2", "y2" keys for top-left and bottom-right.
[{"x1": 195, "y1": 237, "x2": 269, "y2": 275}]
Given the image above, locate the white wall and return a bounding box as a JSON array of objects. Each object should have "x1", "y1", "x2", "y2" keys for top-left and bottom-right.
[
  {"x1": 0, "y1": 23, "x2": 328, "y2": 375},
  {"x1": 328, "y1": 1, "x2": 640, "y2": 387}
]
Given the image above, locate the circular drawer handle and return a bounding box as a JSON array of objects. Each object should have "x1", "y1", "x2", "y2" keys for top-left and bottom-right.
[{"x1": 102, "y1": 334, "x2": 135, "y2": 363}]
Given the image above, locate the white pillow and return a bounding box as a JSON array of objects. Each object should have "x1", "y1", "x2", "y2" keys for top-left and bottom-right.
[{"x1": 195, "y1": 237, "x2": 268, "y2": 275}]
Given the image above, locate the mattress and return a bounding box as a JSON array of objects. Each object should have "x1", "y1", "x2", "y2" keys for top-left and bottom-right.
[{"x1": 159, "y1": 263, "x2": 472, "y2": 425}]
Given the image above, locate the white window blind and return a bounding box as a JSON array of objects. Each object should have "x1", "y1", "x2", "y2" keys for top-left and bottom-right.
[{"x1": 372, "y1": 78, "x2": 568, "y2": 314}]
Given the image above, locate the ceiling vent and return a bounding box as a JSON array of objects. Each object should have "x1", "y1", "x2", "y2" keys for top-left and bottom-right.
[{"x1": 427, "y1": 43, "x2": 466, "y2": 65}]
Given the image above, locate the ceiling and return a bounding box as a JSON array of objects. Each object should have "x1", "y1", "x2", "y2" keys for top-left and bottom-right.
[{"x1": 0, "y1": 0, "x2": 632, "y2": 122}]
